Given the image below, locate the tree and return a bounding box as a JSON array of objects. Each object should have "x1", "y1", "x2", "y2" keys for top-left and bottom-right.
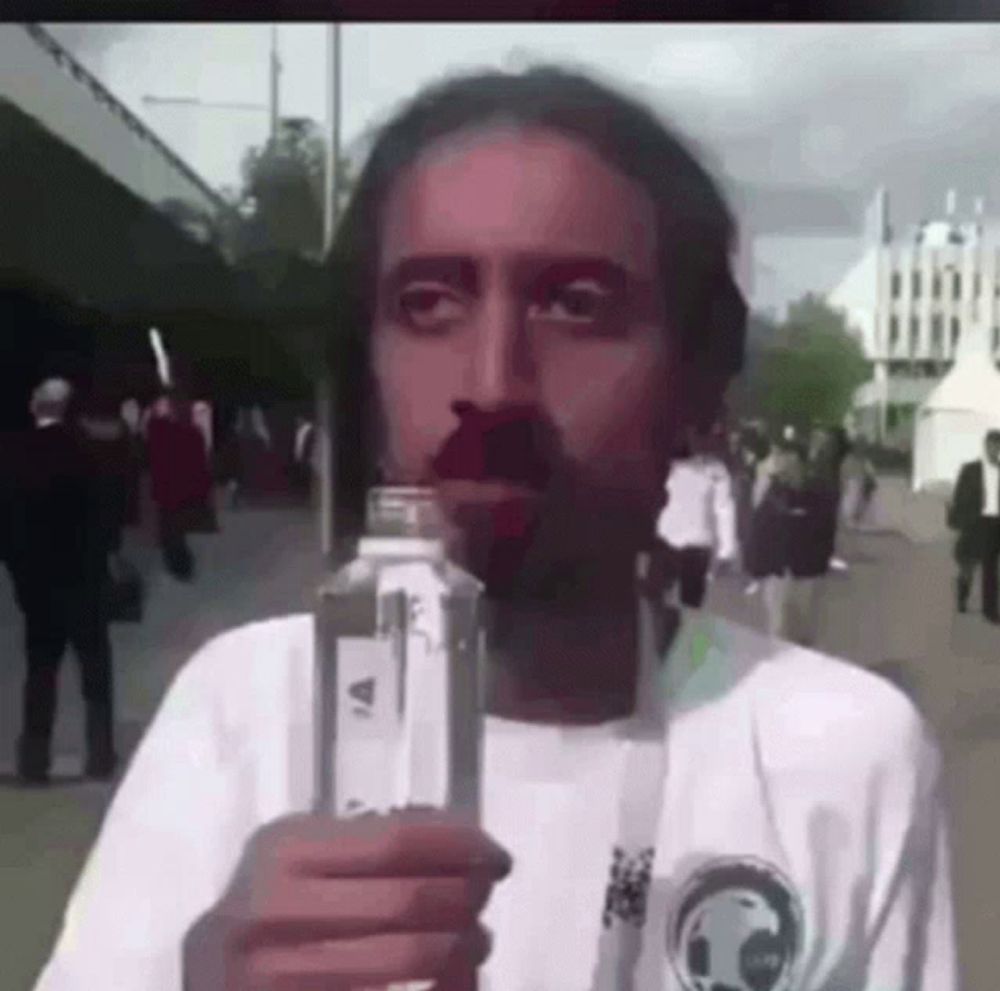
[
  {"x1": 729, "y1": 294, "x2": 870, "y2": 432},
  {"x1": 230, "y1": 117, "x2": 355, "y2": 262}
]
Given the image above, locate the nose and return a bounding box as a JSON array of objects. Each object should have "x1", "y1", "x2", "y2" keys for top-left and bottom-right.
[{"x1": 463, "y1": 291, "x2": 537, "y2": 410}]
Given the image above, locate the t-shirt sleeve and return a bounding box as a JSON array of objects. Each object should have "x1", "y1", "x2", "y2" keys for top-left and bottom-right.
[
  {"x1": 32, "y1": 640, "x2": 247, "y2": 991},
  {"x1": 863, "y1": 721, "x2": 958, "y2": 991}
]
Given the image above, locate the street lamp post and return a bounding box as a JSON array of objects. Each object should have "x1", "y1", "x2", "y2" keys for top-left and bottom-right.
[
  {"x1": 316, "y1": 23, "x2": 342, "y2": 563},
  {"x1": 270, "y1": 24, "x2": 281, "y2": 141}
]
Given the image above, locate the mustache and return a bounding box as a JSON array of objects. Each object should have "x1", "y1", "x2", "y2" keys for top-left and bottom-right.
[{"x1": 429, "y1": 402, "x2": 559, "y2": 489}]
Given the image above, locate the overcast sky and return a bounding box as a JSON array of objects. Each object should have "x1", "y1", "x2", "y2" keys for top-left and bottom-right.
[{"x1": 46, "y1": 22, "x2": 1000, "y2": 314}]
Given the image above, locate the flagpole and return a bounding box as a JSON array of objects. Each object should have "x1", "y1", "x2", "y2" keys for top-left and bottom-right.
[{"x1": 317, "y1": 22, "x2": 341, "y2": 561}]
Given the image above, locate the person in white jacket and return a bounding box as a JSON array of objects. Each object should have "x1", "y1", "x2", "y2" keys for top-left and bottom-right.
[
  {"x1": 34, "y1": 65, "x2": 956, "y2": 991},
  {"x1": 652, "y1": 426, "x2": 738, "y2": 608}
]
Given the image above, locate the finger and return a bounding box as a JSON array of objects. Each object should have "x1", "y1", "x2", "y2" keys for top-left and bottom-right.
[
  {"x1": 235, "y1": 874, "x2": 497, "y2": 946},
  {"x1": 263, "y1": 813, "x2": 512, "y2": 880},
  {"x1": 244, "y1": 926, "x2": 492, "y2": 990}
]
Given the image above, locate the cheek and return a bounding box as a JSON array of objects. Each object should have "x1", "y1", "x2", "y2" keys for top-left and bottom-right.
[{"x1": 541, "y1": 338, "x2": 674, "y2": 483}]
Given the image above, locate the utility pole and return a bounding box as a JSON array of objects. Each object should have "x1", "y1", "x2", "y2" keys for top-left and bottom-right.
[
  {"x1": 270, "y1": 24, "x2": 281, "y2": 141},
  {"x1": 317, "y1": 22, "x2": 342, "y2": 562}
]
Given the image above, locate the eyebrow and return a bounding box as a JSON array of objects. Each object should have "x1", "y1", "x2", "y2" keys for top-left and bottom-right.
[
  {"x1": 380, "y1": 254, "x2": 638, "y2": 295},
  {"x1": 381, "y1": 256, "x2": 478, "y2": 294}
]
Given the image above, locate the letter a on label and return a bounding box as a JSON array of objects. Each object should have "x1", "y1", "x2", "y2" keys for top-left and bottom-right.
[{"x1": 349, "y1": 677, "x2": 376, "y2": 708}]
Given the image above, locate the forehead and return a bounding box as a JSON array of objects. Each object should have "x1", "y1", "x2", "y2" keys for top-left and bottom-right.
[{"x1": 378, "y1": 125, "x2": 659, "y2": 276}]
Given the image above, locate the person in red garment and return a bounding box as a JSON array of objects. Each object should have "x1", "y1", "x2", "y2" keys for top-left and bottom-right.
[{"x1": 146, "y1": 390, "x2": 213, "y2": 582}]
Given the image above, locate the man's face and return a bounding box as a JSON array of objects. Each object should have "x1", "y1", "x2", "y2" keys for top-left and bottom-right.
[
  {"x1": 986, "y1": 437, "x2": 1000, "y2": 464},
  {"x1": 372, "y1": 125, "x2": 676, "y2": 596}
]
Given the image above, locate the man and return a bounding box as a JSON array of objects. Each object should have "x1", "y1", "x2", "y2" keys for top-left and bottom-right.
[
  {"x1": 35, "y1": 67, "x2": 954, "y2": 991},
  {"x1": 808, "y1": 425, "x2": 850, "y2": 573},
  {"x1": 650, "y1": 425, "x2": 737, "y2": 608},
  {"x1": 746, "y1": 441, "x2": 833, "y2": 647},
  {"x1": 732, "y1": 426, "x2": 771, "y2": 596},
  {"x1": 8, "y1": 378, "x2": 117, "y2": 784},
  {"x1": 79, "y1": 392, "x2": 131, "y2": 567},
  {"x1": 841, "y1": 434, "x2": 878, "y2": 531},
  {"x1": 948, "y1": 428, "x2": 1000, "y2": 622}
]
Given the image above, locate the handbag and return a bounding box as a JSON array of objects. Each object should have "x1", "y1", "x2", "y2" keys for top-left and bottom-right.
[{"x1": 104, "y1": 554, "x2": 145, "y2": 624}]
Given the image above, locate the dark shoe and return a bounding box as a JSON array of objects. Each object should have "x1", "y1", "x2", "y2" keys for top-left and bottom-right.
[
  {"x1": 985, "y1": 614, "x2": 1000, "y2": 625},
  {"x1": 84, "y1": 754, "x2": 119, "y2": 781},
  {"x1": 16, "y1": 766, "x2": 50, "y2": 787},
  {"x1": 16, "y1": 738, "x2": 50, "y2": 786}
]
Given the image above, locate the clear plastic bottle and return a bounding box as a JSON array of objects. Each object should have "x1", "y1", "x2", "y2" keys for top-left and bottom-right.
[{"x1": 313, "y1": 486, "x2": 486, "y2": 821}]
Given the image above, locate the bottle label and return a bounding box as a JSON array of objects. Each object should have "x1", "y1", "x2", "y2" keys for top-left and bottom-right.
[{"x1": 334, "y1": 636, "x2": 400, "y2": 817}]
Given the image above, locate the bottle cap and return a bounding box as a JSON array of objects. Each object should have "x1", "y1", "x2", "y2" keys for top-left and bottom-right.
[{"x1": 366, "y1": 487, "x2": 446, "y2": 539}]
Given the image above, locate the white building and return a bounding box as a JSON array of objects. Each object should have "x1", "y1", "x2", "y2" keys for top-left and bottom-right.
[{"x1": 827, "y1": 188, "x2": 1000, "y2": 447}]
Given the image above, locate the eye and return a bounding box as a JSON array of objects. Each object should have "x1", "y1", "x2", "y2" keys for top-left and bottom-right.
[
  {"x1": 528, "y1": 279, "x2": 620, "y2": 333},
  {"x1": 395, "y1": 283, "x2": 469, "y2": 332}
]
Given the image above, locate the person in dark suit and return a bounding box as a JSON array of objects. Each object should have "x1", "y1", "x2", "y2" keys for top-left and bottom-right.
[
  {"x1": 948, "y1": 429, "x2": 1000, "y2": 622},
  {"x1": 8, "y1": 379, "x2": 118, "y2": 785},
  {"x1": 119, "y1": 398, "x2": 144, "y2": 528},
  {"x1": 79, "y1": 395, "x2": 131, "y2": 570},
  {"x1": 746, "y1": 441, "x2": 833, "y2": 647}
]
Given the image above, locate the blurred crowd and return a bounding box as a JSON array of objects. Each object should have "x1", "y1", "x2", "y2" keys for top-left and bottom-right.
[
  {"x1": 1, "y1": 378, "x2": 318, "y2": 785},
  {"x1": 648, "y1": 417, "x2": 878, "y2": 648}
]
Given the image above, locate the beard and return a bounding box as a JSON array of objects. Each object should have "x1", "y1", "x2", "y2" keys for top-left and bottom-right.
[
  {"x1": 391, "y1": 400, "x2": 666, "y2": 607},
  {"x1": 442, "y1": 462, "x2": 661, "y2": 608}
]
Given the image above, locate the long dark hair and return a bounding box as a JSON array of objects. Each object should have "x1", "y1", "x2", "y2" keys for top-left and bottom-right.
[{"x1": 324, "y1": 65, "x2": 748, "y2": 548}]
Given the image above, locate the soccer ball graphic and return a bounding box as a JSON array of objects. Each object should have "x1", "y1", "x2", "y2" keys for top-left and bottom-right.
[{"x1": 669, "y1": 860, "x2": 800, "y2": 991}]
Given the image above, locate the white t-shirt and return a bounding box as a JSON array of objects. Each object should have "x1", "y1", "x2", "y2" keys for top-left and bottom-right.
[
  {"x1": 34, "y1": 611, "x2": 956, "y2": 991},
  {"x1": 982, "y1": 458, "x2": 999, "y2": 517},
  {"x1": 656, "y1": 457, "x2": 737, "y2": 561}
]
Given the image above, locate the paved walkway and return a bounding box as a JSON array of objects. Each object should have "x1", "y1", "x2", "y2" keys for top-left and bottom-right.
[
  {"x1": 1, "y1": 478, "x2": 998, "y2": 990},
  {"x1": 0, "y1": 498, "x2": 326, "y2": 991}
]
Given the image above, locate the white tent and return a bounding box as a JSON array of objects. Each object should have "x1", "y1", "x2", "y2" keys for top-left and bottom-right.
[{"x1": 912, "y1": 320, "x2": 1000, "y2": 492}]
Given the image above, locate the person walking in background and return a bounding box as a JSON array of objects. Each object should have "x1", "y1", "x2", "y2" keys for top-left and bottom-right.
[
  {"x1": 146, "y1": 391, "x2": 213, "y2": 583},
  {"x1": 733, "y1": 427, "x2": 770, "y2": 586},
  {"x1": 215, "y1": 407, "x2": 247, "y2": 509},
  {"x1": 747, "y1": 441, "x2": 833, "y2": 646},
  {"x1": 291, "y1": 410, "x2": 316, "y2": 501},
  {"x1": 7, "y1": 378, "x2": 118, "y2": 785},
  {"x1": 243, "y1": 404, "x2": 287, "y2": 501},
  {"x1": 119, "y1": 398, "x2": 144, "y2": 528},
  {"x1": 808, "y1": 425, "x2": 850, "y2": 573},
  {"x1": 79, "y1": 394, "x2": 130, "y2": 567},
  {"x1": 840, "y1": 435, "x2": 878, "y2": 530},
  {"x1": 649, "y1": 424, "x2": 738, "y2": 608},
  {"x1": 948, "y1": 429, "x2": 1000, "y2": 623}
]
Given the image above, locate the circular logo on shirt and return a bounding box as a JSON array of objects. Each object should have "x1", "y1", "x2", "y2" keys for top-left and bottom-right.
[{"x1": 667, "y1": 857, "x2": 803, "y2": 991}]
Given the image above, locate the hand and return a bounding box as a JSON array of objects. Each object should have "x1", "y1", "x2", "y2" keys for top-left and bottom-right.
[{"x1": 183, "y1": 808, "x2": 512, "y2": 991}]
